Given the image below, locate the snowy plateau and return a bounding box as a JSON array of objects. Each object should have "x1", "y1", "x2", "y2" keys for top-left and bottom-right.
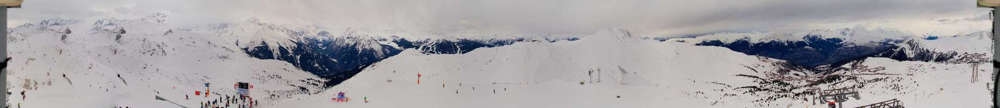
[{"x1": 4, "y1": 14, "x2": 993, "y2": 108}]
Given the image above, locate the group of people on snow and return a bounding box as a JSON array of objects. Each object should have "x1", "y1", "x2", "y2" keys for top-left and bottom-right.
[
  {"x1": 197, "y1": 82, "x2": 258, "y2": 108},
  {"x1": 200, "y1": 94, "x2": 257, "y2": 108}
]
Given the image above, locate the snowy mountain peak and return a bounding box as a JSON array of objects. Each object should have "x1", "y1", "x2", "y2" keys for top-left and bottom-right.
[{"x1": 695, "y1": 30, "x2": 988, "y2": 72}]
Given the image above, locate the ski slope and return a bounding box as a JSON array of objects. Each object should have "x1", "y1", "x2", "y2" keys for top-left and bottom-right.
[
  {"x1": 5, "y1": 17, "x2": 328, "y2": 107},
  {"x1": 272, "y1": 30, "x2": 992, "y2": 108},
  {"x1": 2, "y1": 15, "x2": 991, "y2": 107}
]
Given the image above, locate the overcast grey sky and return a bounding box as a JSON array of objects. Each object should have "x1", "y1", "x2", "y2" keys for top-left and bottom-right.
[{"x1": 6, "y1": 0, "x2": 990, "y2": 36}]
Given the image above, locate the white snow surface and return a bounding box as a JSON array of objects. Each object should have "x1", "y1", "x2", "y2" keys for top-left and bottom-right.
[
  {"x1": 0, "y1": 14, "x2": 991, "y2": 108},
  {"x1": 7, "y1": 17, "x2": 327, "y2": 107},
  {"x1": 272, "y1": 30, "x2": 993, "y2": 108}
]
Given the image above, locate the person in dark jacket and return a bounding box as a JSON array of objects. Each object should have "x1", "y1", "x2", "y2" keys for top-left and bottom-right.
[
  {"x1": 827, "y1": 100, "x2": 836, "y2": 108},
  {"x1": 0, "y1": 57, "x2": 10, "y2": 70}
]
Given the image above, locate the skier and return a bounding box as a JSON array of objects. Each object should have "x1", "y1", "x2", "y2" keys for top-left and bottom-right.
[
  {"x1": 826, "y1": 100, "x2": 836, "y2": 108},
  {"x1": 417, "y1": 73, "x2": 422, "y2": 85},
  {"x1": 337, "y1": 92, "x2": 346, "y2": 102},
  {"x1": 363, "y1": 96, "x2": 368, "y2": 103}
]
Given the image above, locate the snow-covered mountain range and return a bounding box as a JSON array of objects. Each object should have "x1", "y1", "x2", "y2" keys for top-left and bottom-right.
[{"x1": 4, "y1": 13, "x2": 992, "y2": 108}]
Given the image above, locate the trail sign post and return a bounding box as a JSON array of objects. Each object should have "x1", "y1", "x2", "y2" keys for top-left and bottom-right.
[
  {"x1": 982, "y1": 0, "x2": 1000, "y2": 107},
  {"x1": 0, "y1": 0, "x2": 20, "y2": 107}
]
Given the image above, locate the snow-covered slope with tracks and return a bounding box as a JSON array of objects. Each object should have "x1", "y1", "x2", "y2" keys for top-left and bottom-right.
[{"x1": 272, "y1": 29, "x2": 992, "y2": 108}]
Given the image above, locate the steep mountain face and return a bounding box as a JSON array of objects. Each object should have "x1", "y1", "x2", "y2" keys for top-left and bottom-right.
[
  {"x1": 697, "y1": 35, "x2": 895, "y2": 69},
  {"x1": 873, "y1": 40, "x2": 959, "y2": 63},
  {"x1": 242, "y1": 37, "x2": 532, "y2": 87},
  {"x1": 395, "y1": 38, "x2": 524, "y2": 54},
  {"x1": 4, "y1": 16, "x2": 339, "y2": 107},
  {"x1": 696, "y1": 35, "x2": 972, "y2": 71},
  {"x1": 243, "y1": 38, "x2": 404, "y2": 87}
]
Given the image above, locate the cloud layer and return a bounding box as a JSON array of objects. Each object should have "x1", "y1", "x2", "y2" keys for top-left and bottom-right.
[{"x1": 8, "y1": 0, "x2": 990, "y2": 36}]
